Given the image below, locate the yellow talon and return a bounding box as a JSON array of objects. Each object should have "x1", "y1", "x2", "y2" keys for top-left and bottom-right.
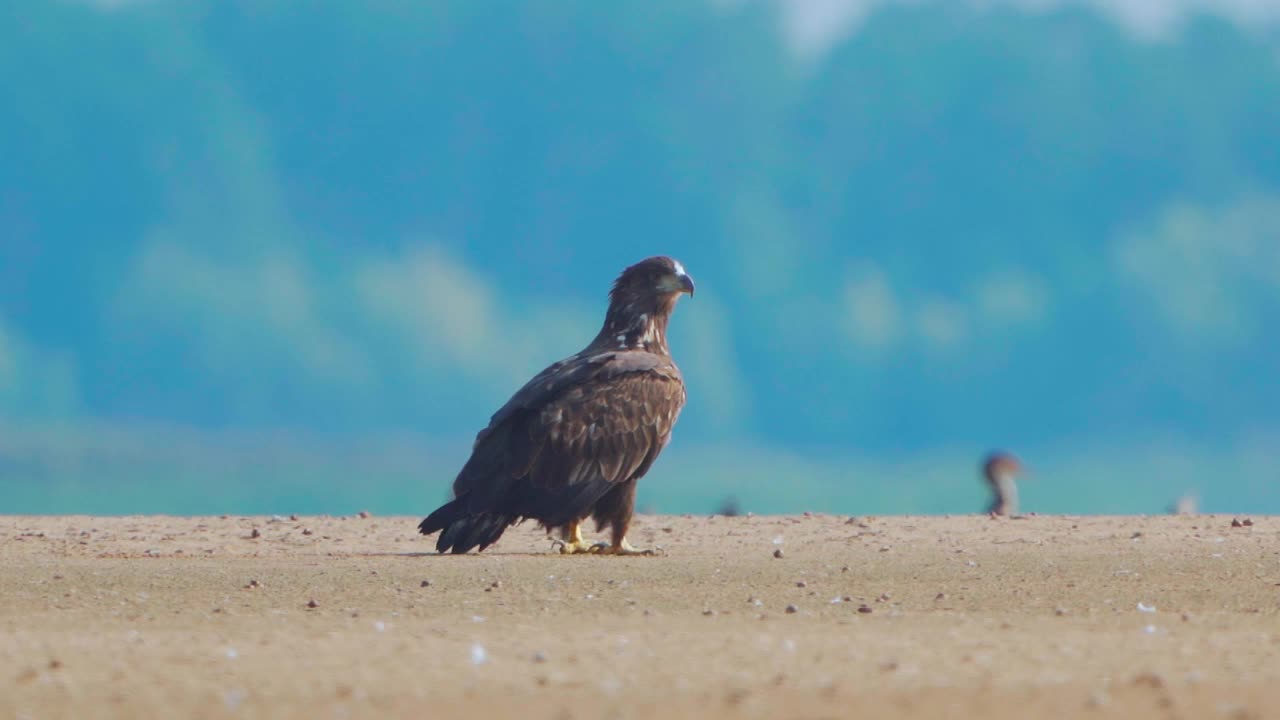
[
  {"x1": 553, "y1": 538, "x2": 596, "y2": 554},
  {"x1": 552, "y1": 523, "x2": 661, "y2": 556},
  {"x1": 551, "y1": 521, "x2": 596, "y2": 555},
  {"x1": 589, "y1": 537, "x2": 658, "y2": 556}
]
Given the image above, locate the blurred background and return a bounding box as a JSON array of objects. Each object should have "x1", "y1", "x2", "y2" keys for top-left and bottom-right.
[{"x1": 2, "y1": 0, "x2": 1278, "y2": 517}]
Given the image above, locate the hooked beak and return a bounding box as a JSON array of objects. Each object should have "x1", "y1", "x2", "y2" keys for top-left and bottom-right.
[
  {"x1": 661, "y1": 270, "x2": 695, "y2": 297},
  {"x1": 679, "y1": 272, "x2": 695, "y2": 297}
]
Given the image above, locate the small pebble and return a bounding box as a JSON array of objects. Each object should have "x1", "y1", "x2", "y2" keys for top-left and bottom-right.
[
  {"x1": 306, "y1": 599, "x2": 319, "y2": 609},
  {"x1": 301, "y1": 528, "x2": 313, "y2": 536},
  {"x1": 1131, "y1": 672, "x2": 1165, "y2": 689},
  {"x1": 703, "y1": 609, "x2": 716, "y2": 616},
  {"x1": 358, "y1": 510, "x2": 371, "y2": 519},
  {"x1": 223, "y1": 689, "x2": 247, "y2": 710},
  {"x1": 1055, "y1": 607, "x2": 1068, "y2": 616},
  {"x1": 795, "y1": 581, "x2": 807, "y2": 588},
  {"x1": 533, "y1": 651, "x2": 547, "y2": 663},
  {"x1": 935, "y1": 593, "x2": 947, "y2": 601},
  {"x1": 420, "y1": 580, "x2": 432, "y2": 588},
  {"x1": 857, "y1": 604, "x2": 873, "y2": 614},
  {"x1": 249, "y1": 528, "x2": 261, "y2": 539},
  {"x1": 289, "y1": 514, "x2": 299, "y2": 521},
  {"x1": 244, "y1": 579, "x2": 260, "y2": 589},
  {"x1": 785, "y1": 604, "x2": 799, "y2": 614},
  {"x1": 773, "y1": 549, "x2": 784, "y2": 559}
]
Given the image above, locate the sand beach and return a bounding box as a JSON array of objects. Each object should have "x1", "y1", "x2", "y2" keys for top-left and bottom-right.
[{"x1": 2, "y1": 513, "x2": 1277, "y2": 719}]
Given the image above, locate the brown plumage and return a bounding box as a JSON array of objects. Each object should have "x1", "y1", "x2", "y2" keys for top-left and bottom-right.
[{"x1": 418, "y1": 256, "x2": 694, "y2": 555}]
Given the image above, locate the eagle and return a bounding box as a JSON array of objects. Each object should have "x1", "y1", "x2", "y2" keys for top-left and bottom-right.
[{"x1": 418, "y1": 256, "x2": 695, "y2": 555}]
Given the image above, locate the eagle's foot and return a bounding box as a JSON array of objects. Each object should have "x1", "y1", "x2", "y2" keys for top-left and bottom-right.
[
  {"x1": 552, "y1": 537, "x2": 597, "y2": 555},
  {"x1": 552, "y1": 521, "x2": 597, "y2": 554},
  {"x1": 588, "y1": 538, "x2": 660, "y2": 556}
]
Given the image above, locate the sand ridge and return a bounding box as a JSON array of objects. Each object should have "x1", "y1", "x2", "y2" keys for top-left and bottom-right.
[{"x1": 2, "y1": 513, "x2": 1278, "y2": 719}]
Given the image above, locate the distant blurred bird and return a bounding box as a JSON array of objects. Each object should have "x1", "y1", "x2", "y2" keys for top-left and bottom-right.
[
  {"x1": 418, "y1": 256, "x2": 694, "y2": 555},
  {"x1": 1168, "y1": 492, "x2": 1199, "y2": 515},
  {"x1": 715, "y1": 496, "x2": 742, "y2": 517},
  {"x1": 981, "y1": 451, "x2": 1026, "y2": 516}
]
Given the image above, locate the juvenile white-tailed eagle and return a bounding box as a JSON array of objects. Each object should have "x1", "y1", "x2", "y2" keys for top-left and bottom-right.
[{"x1": 418, "y1": 256, "x2": 694, "y2": 555}]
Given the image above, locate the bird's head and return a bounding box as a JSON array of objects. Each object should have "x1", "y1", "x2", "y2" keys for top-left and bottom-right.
[
  {"x1": 610, "y1": 256, "x2": 695, "y2": 307},
  {"x1": 598, "y1": 256, "x2": 694, "y2": 354},
  {"x1": 981, "y1": 451, "x2": 1026, "y2": 484}
]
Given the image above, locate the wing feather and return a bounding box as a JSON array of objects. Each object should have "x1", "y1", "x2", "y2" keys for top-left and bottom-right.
[{"x1": 449, "y1": 350, "x2": 685, "y2": 523}]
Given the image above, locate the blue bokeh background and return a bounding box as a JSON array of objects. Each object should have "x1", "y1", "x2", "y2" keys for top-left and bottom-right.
[{"x1": 2, "y1": 0, "x2": 1278, "y2": 515}]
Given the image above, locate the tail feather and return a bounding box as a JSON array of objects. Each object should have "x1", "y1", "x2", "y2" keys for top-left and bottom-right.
[
  {"x1": 418, "y1": 496, "x2": 514, "y2": 554},
  {"x1": 417, "y1": 478, "x2": 620, "y2": 554}
]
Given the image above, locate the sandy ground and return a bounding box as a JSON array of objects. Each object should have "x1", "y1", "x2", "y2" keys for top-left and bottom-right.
[{"x1": 1, "y1": 513, "x2": 1278, "y2": 719}]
